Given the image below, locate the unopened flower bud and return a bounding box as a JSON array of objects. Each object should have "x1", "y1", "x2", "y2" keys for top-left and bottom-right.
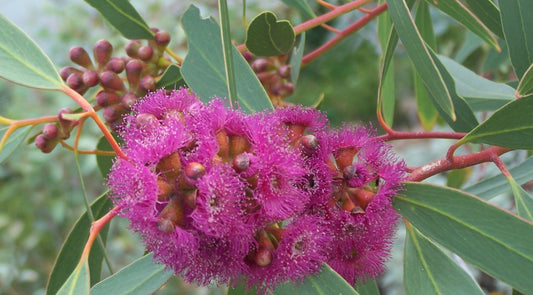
[
  {"x1": 105, "y1": 57, "x2": 125, "y2": 73},
  {"x1": 125, "y1": 40, "x2": 142, "y2": 58},
  {"x1": 301, "y1": 134, "x2": 318, "y2": 150},
  {"x1": 95, "y1": 90, "x2": 122, "y2": 107},
  {"x1": 242, "y1": 51, "x2": 253, "y2": 62},
  {"x1": 232, "y1": 153, "x2": 250, "y2": 173},
  {"x1": 66, "y1": 73, "x2": 87, "y2": 94},
  {"x1": 277, "y1": 64, "x2": 291, "y2": 79},
  {"x1": 82, "y1": 70, "x2": 99, "y2": 87},
  {"x1": 135, "y1": 113, "x2": 158, "y2": 129},
  {"x1": 121, "y1": 93, "x2": 138, "y2": 110},
  {"x1": 125, "y1": 59, "x2": 143, "y2": 88},
  {"x1": 157, "y1": 197, "x2": 184, "y2": 233},
  {"x1": 139, "y1": 75, "x2": 156, "y2": 92},
  {"x1": 252, "y1": 58, "x2": 268, "y2": 73},
  {"x1": 34, "y1": 134, "x2": 56, "y2": 153},
  {"x1": 102, "y1": 104, "x2": 125, "y2": 124},
  {"x1": 185, "y1": 162, "x2": 206, "y2": 180},
  {"x1": 100, "y1": 71, "x2": 125, "y2": 91},
  {"x1": 155, "y1": 31, "x2": 170, "y2": 48},
  {"x1": 93, "y1": 39, "x2": 113, "y2": 68},
  {"x1": 137, "y1": 45, "x2": 154, "y2": 61},
  {"x1": 69, "y1": 46, "x2": 93, "y2": 69},
  {"x1": 42, "y1": 123, "x2": 59, "y2": 140},
  {"x1": 60, "y1": 66, "x2": 82, "y2": 81},
  {"x1": 277, "y1": 82, "x2": 294, "y2": 97},
  {"x1": 343, "y1": 165, "x2": 357, "y2": 180},
  {"x1": 253, "y1": 248, "x2": 272, "y2": 266}
]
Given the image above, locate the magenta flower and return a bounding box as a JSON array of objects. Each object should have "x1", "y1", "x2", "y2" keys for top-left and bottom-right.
[{"x1": 107, "y1": 88, "x2": 405, "y2": 291}]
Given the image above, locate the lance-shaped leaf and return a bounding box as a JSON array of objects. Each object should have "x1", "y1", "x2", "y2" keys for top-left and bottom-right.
[
  {"x1": 0, "y1": 125, "x2": 33, "y2": 164},
  {"x1": 459, "y1": 96, "x2": 533, "y2": 149},
  {"x1": 377, "y1": 0, "x2": 397, "y2": 127},
  {"x1": 355, "y1": 279, "x2": 380, "y2": 295},
  {"x1": 46, "y1": 194, "x2": 113, "y2": 295},
  {"x1": 288, "y1": 32, "x2": 305, "y2": 88},
  {"x1": 462, "y1": 0, "x2": 503, "y2": 39},
  {"x1": 246, "y1": 12, "x2": 295, "y2": 57},
  {"x1": 500, "y1": 0, "x2": 533, "y2": 79},
  {"x1": 464, "y1": 156, "x2": 533, "y2": 200},
  {"x1": 404, "y1": 225, "x2": 484, "y2": 295},
  {"x1": 508, "y1": 177, "x2": 533, "y2": 222},
  {"x1": 516, "y1": 63, "x2": 533, "y2": 98},
  {"x1": 84, "y1": 0, "x2": 154, "y2": 40},
  {"x1": 180, "y1": 5, "x2": 273, "y2": 113},
  {"x1": 155, "y1": 64, "x2": 186, "y2": 89},
  {"x1": 91, "y1": 253, "x2": 173, "y2": 295},
  {"x1": 439, "y1": 55, "x2": 515, "y2": 111},
  {"x1": 56, "y1": 259, "x2": 90, "y2": 295},
  {"x1": 0, "y1": 14, "x2": 63, "y2": 90},
  {"x1": 394, "y1": 182, "x2": 533, "y2": 294},
  {"x1": 422, "y1": 0, "x2": 499, "y2": 50}
]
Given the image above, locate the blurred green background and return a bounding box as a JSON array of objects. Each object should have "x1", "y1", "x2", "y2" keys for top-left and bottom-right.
[{"x1": 0, "y1": 0, "x2": 514, "y2": 294}]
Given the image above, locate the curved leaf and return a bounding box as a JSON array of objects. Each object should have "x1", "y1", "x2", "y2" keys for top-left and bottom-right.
[
  {"x1": 516, "y1": 63, "x2": 533, "y2": 97},
  {"x1": 404, "y1": 225, "x2": 484, "y2": 295},
  {"x1": 500, "y1": 0, "x2": 533, "y2": 79},
  {"x1": 281, "y1": 0, "x2": 316, "y2": 20},
  {"x1": 84, "y1": 0, "x2": 154, "y2": 40},
  {"x1": 288, "y1": 32, "x2": 305, "y2": 88},
  {"x1": 91, "y1": 253, "x2": 173, "y2": 295},
  {"x1": 56, "y1": 260, "x2": 90, "y2": 295},
  {"x1": 422, "y1": 0, "x2": 499, "y2": 50},
  {"x1": 355, "y1": 279, "x2": 380, "y2": 295},
  {"x1": 462, "y1": 0, "x2": 504, "y2": 39},
  {"x1": 0, "y1": 14, "x2": 63, "y2": 90},
  {"x1": 464, "y1": 156, "x2": 533, "y2": 200},
  {"x1": 394, "y1": 182, "x2": 533, "y2": 294},
  {"x1": 246, "y1": 12, "x2": 295, "y2": 56},
  {"x1": 180, "y1": 5, "x2": 273, "y2": 113},
  {"x1": 508, "y1": 177, "x2": 533, "y2": 221},
  {"x1": 459, "y1": 96, "x2": 533, "y2": 149},
  {"x1": 95, "y1": 135, "x2": 120, "y2": 178},
  {"x1": 155, "y1": 64, "x2": 186, "y2": 90},
  {"x1": 0, "y1": 125, "x2": 33, "y2": 164},
  {"x1": 46, "y1": 194, "x2": 113, "y2": 295}
]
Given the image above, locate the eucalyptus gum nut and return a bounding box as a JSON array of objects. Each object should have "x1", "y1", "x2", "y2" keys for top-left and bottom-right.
[
  {"x1": 34, "y1": 134, "x2": 56, "y2": 153},
  {"x1": 232, "y1": 153, "x2": 250, "y2": 173},
  {"x1": 277, "y1": 64, "x2": 291, "y2": 79},
  {"x1": 252, "y1": 58, "x2": 268, "y2": 73},
  {"x1": 93, "y1": 39, "x2": 113, "y2": 68},
  {"x1": 125, "y1": 59, "x2": 144, "y2": 88},
  {"x1": 121, "y1": 93, "x2": 138, "y2": 110},
  {"x1": 105, "y1": 57, "x2": 125, "y2": 74},
  {"x1": 82, "y1": 70, "x2": 99, "y2": 87},
  {"x1": 155, "y1": 31, "x2": 170, "y2": 47},
  {"x1": 137, "y1": 45, "x2": 154, "y2": 62},
  {"x1": 184, "y1": 162, "x2": 206, "y2": 180},
  {"x1": 42, "y1": 123, "x2": 59, "y2": 140},
  {"x1": 102, "y1": 105, "x2": 125, "y2": 123},
  {"x1": 66, "y1": 72, "x2": 83, "y2": 90},
  {"x1": 69, "y1": 46, "x2": 93, "y2": 69},
  {"x1": 60, "y1": 66, "x2": 82, "y2": 81},
  {"x1": 139, "y1": 75, "x2": 156, "y2": 92},
  {"x1": 125, "y1": 40, "x2": 142, "y2": 58},
  {"x1": 95, "y1": 91, "x2": 122, "y2": 107},
  {"x1": 100, "y1": 71, "x2": 125, "y2": 91}
]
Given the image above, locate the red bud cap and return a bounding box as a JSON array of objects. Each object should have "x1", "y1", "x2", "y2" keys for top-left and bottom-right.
[
  {"x1": 66, "y1": 72, "x2": 83, "y2": 89},
  {"x1": 69, "y1": 46, "x2": 93, "y2": 69},
  {"x1": 60, "y1": 66, "x2": 82, "y2": 81},
  {"x1": 135, "y1": 113, "x2": 158, "y2": 129},
  {"x1": 277, "y1": 64, "x2": 291, "y2": 79},
  {"x1": 35, "y1": 134, "x2": 56, "y2": 153},
  {"x1": 102, "y1": 105, "x2": 125, "y2": 124},
  {"x1": 105, "y1": 57, "x2": 125, "y2": 73},
  {"x1": 252, "y1": 58, "x2": 268, "y2": 73},
  {"x1": 185, "y1": 162, "x2": 206, "y2": 180},
  {"x1": 121, "y1": 93, "x2": 138, "y2": 110},
  {"x1": 301, "y1": 134, "x2": 318, "y2": 150},
  {"x1": 137, "y1": 45, "x2": 154, "y2": 61},
  {"x1": 155, "y1": 31, "x2": 170, "y2": 47},
  {"x1": 93, "y1": 39, "x2": 113, "y2": 68},
  {"x1": 42, "y1": 123, "x2": 59, "y2": 139},
  {"x1": 125, "y1": 59, "x2": 143, "y2": 88},
  {"x1": 82, "y1": 70, "x2": 99, "y2": 87},
  {"x1": 95, "y1": 90, "x2": 122, "y2": 107},
  {"x1": 125, "y1": 40, "x2": 142, "y2": 58},
  {"x1": 253, "y1": 248, "x2": 273, "y2": 266},
  {"x1": 242, "y1": 51, "x2": 253, "y2": 62},
  {"x1": 232, "y1": 153, "x2": 250, "y2": 173},
  {"x1": 343, "y1": 165, "x2": 357, "y2": 180},
  {"x1": 277, "y1": 82, "x2": 294, "y2": 97},
  {"x1": 100, "y1": 71, "x2": 125, "y2": 91},
  {"x1": 139, "y1": 75, "x2": 156, "y2": 92}
]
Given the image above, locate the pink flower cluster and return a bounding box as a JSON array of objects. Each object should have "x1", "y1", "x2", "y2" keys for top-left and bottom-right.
[{"x1": 107, "y1": 88, "x2": 405, "y2": 291}]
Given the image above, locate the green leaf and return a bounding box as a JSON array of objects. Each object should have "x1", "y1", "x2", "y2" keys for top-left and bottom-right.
[
  {"x1": 438, "y1": 55, "x2": 515, "y2": 111},
  {"x1": 288, "y1": 33, "x2": 305, "y2": 88},
  {"x1": 180, "y1": 5, "x2": 273, "y2": 113},
  {"x1": 218, "y1": 0, "x2": 238, "y2": 104},
  {"x1": 446, "y1": 168, "x2": 471, "y2": 189},
  {"x1": 414, "y1": 1, "x2": 438, "y2": 130},
  {"x1": 355, "y1": 279, "x2": 380, "y2": 295},
  {"x1": 464, "y1": 156, "x2": 533, "y2": 200},
  {"x1": 394, "y1": 182, "x2": 533, "y2": 294},
  {"x1": 455, "y1": 31, "x2": 484, "y2": 63},
  {"x1": 56, "y1": 259, "x2": 90, "y2": 295},
  {"x1": 155, "y1": 64, "x2": 186, "y2": 89},
  {"x1": 500, "y1": 0, "x2": 533, "y2": 79},
  {"x1": 0, "y1": 126, "x2": 33, "y2": 164},
  {"x1": 91, "y1": 253, "x2": 173, "y2": 295},
  {"x1": 84, "y1": 0, "x2": 154, "y2": 40},
  {"x1": 387, "y1": 0, "x2": 455, "y2": 123},
  {"x1": 95, "y1": 135, "x2": 121, "y2": 178},
  {"x1": 459, "y1": 96, "x2": 533, "y2": 149},
  {"x1": 508, "y1": 177, "x2": 533, "y2": 222},
  {"x1": 516, "y1": 63, "x2": 533, "y2": 97},
  {"x1": 46, "y1": 194, "x2": 113, "y2": 295},
  {"x1": 377, "y1": 1, "x2": 397, "y2": 126},
  {"x1": 246, "y1": 12, "x2": 295, "y2": 57},
  {"x1": 462, "y1": 0, "x2": 504, "y2": 39},
  {"x1": 404, "y1": 225, "x2": 484, "y2": 295},
  {"x1": 0, "y1": 14, "x2": 63, "y2": 90},
  {"x1": 422, "y1": 0, "x2": 499, "y2": 50},
  {"x1": 281, "y1": 0, "x2": 316, "y2": 19},
  {"x1": 227, "y1": 264, "x2": 359, "y2": 295}
]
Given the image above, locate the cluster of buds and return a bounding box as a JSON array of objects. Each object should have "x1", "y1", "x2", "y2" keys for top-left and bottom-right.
[
  {"x1": 60, "y1": 28, "x2": 172, "y2": 128},
  {"x1": 34, "y1": 108, "x2": 74, "y2": 153},
  {"x1": 107, "y1": 88, "x2": 405, "y2": 291},
  {"x1": 244, "y1": 53, "x2": 294, "y2": 106}
]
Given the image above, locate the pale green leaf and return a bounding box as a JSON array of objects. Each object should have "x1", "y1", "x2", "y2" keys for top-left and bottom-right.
[
  {"x1": 56, "y1": 260, "x2": 90, "y2": 295},
  {"x1": 508, "y1": 177, "x2": 533, "y2": 222},
  {"x1": 500, "y1": 0, "x2": 533, "y2": 79},
  {"x1": 516, "y1": 63, "x2": 533, "y2": 97},
  {"x1": 0, "y1": 126, "x2": 33, "y2": 164}
]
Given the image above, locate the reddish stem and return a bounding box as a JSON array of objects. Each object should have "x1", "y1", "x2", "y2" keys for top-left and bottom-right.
[
  {"x1": 408, "y1": 146, "x2": 510, "y2": 182},
  {"x1": 379, "y1": 130, "x2": 467, "y2": 141},
  {"x1": 491, "y1": 154, "x2": 513, "y2": 178},
  {"x1": 81, "y1": 206, "x2": 121, "y2": 260},
  {"x1": 301, "y1": 3, "x2": 388, "y2": 66}
]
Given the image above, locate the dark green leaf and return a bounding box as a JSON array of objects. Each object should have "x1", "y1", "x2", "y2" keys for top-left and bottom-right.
[
  {"x1": 516, "y1": 63, "x2": 533, "y2": 97},
  {"x1": 439, "y1": 55, "x2": 515, "y2": 111},
  {"x1": 155, "y1": 64, "x2": 186, "y2": 89},
  {"x1": 0, "y1": 126, "x2": 33, "y2": 164},
  {"x1": 218, "y1": 0, "x2": 238, "y2": 104},
  {"x1": 288, "y1": 33, "x2": 305, "y2": 88},
  {"x1": 404, "y1": 225, "x2": 484, "y2": 295},
  {"x1": 0, "y1": 14, "x2": 63, "y2": 89},
  {"x1": 464, "y1": 156, "x2": 533, "y2": 200},
  {"x1": 281, "y1": 0, "x2": 316, "y2": 19},
  {"x1": 91, "y1": 253, "x2": 173, "y2": 295},
  {"x1": 394, "y1": 182, "x2": 533, "y2": 294},
  {"x1": 377, "y1": 0, "x2": 397, "y2": 126},
  {"x1": 508, "y1": 177, "x2": 533, "y2": 221},
  {"x1": 84, "y1": 0, "x2": 154, "y2": 40},
  {"x1": 459, "y1": 96, "x2": 533, "y2": 149},
  {"x1": 56, "y1": 260, "x2": 90, "y2": 295},
  {"x1": 446, "y1": 168, "x2": 471, "y2": 189},
  {"x1": 246, "y1": 12, "x2": 295, "y2": 57},
  {"x1": 46, "y1": 194, "x2": 113, "y2": 295},
  {"x1": 422, "y1": 0, "x2": 499, "y2": 49},
  {"x1": 180, "y1": 5, "x2": 273, "y2": 113},
  {"x1": 500, "y1": 0, "x2": 533, "y2": 79},
  {"x1": 355, "y1": 279, "x2": 380, "y2": 295},
  {"x1": 462, "y1": 0, "x2": 504, "y2": 39}
]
